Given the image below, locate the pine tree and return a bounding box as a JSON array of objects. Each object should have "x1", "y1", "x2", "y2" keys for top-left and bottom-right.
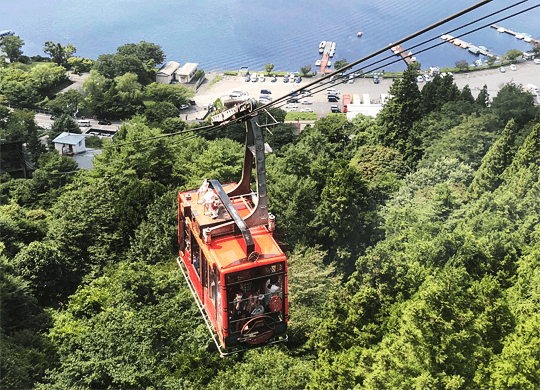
[
  {"x1": 461, "y1": 85, "x2": 475, "y2": 105},
  {"x1": 502, "y1": 123, "x2": 540, "y2": 180},
  {"x1": 469, "y1": 119, "x2": 516, "y2": 196},
  {"x1": 475, "y1": 85, "x2": 489, "y2": 109},
  {"x1": 376, "y1": 64, "x2": 422, "y2": 165}
]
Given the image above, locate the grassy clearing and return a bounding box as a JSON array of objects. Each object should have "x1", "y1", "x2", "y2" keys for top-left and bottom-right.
[
  {"x1": 208, "y1": 75, "x2": 223, "y2": 89},
  {"x1": 285, "y1": 112, "x2": 318, "y2": 121}
]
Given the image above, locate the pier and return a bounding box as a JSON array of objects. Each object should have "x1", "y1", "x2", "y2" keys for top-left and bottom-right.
[
  {"x1": 318, "y1": 41, "x2": 336, "y2": 73},
  {"x1": 390, "y1": 44, "x2": 413, "y2": 65},
  {"x1": 440, "y1": 34, "x2": 496, "y2": 57},
  {"x1": 491, "y1": 25, "x2": 539, "y2": 45}
]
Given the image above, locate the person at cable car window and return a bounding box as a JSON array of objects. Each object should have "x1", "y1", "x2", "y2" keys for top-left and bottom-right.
[
  {"x1": 233, "y1": 291, "x2": 247, "y2": 332},
  {"x1": 194, "y1": 251, "x2": 200, "y2": 276},
  {"x1": 264, "y1": 278, "x2": 281, "y2": 306}
]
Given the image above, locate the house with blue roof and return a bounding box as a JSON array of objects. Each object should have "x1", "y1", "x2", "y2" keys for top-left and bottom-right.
[
  {"x1": 52, "y1": 132, "x2": 102, "y2": 169},
  {"x1": 52, "y1": 132, "x2": 87, "y2": 155}
]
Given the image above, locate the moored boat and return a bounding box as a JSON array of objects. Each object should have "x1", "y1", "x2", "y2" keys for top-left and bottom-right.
[{"x1": 357, "y1": 31, "x2": 363, "y2": 37}]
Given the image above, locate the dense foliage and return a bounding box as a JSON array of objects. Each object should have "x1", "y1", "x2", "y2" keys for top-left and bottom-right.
[{"x1": 1, "y1": 58, "x2": 540, "y2": 389}]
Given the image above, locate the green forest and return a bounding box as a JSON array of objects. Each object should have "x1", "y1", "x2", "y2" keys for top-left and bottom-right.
[{"x1": 1, "y1": 39, "x2": 540, "y2": 389}]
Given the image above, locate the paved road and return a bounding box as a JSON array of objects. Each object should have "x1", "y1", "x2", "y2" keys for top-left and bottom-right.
[{"x1": 34, "y1": 113, "x2": 120, "y2": 133}]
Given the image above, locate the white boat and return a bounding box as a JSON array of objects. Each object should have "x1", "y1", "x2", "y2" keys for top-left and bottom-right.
[
  {"x1": 319, "y1": 41, "x2": 326, "y2": 49},
  {"x1": 327, "y1": 61, "x2": 332, "y2": 67},
  {"x1": 441, "y1": 35, "x2": 447, "y2": 40},
  {"x1": 497, "y1": 27, "x2": 505, "y2": 32},
  {"x1": 331, "y1": 42, "x2": 336, "y2": 49},
  {"x1": 524, "y1": 37, "x2": 532, "y2": 43},
  {"x1": 315, "y1": 60, "x2": 321, "y2": 66},
  {"x1": 319, "y1": 47, "x2": 324, "y2": 54},
  {"x1": 515, "y1": 33, "x2": 524, "y2": 39}
]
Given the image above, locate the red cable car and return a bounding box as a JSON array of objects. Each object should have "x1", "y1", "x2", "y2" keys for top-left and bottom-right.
[{"x1": 177, "y1": 113, "x2": 288, "y2": 356}]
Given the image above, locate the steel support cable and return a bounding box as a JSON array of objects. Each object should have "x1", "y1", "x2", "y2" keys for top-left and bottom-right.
[{"x1": 48, "y1": 126, "x2": 221, "y2": 174}]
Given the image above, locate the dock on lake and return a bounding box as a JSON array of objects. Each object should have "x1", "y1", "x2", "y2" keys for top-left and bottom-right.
[
  {"x1": 318, "y1": 41, "x2": 336, "y2": 73},
  {"x1": 491, "y1": 24, "x2": 539, "y2": 45},
  {"x1": 390, "y1": 44, "x2": 414, "y2": 65},
  {"x1": 440, "y1": 34, "x2": 496, "y2": 57}
]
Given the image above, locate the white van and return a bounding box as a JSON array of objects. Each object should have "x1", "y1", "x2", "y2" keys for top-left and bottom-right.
[
  {"x1": 326, "y1": 88, "x2": 339, "y2": 95},
  {"x1": 78, "y1": 120, "x2": 91, "y2": 127},
  {"x1": 229, "y1": 90, "x2": 244, "y2": 98}
]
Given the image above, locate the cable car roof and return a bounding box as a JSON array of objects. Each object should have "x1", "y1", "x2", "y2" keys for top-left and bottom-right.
[{"x1": 179, "y1": 184, "x2": 285, "y2": 272}]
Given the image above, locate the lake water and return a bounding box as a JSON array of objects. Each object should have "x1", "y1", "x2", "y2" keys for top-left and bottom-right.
[{"x1": 2, "y1": 0, "x2": 539, "y2": 73}]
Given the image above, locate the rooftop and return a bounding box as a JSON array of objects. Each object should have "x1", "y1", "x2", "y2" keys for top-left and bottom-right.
[
  {"x1": 157, "y1": 61, "x2": 181, "y2": 76},
  {"x1": 177, "y1": 62, "x2": 198, "y2": 76},
  {"x1": 52, "y1": 132, "x2": 86, "y2": 145}
]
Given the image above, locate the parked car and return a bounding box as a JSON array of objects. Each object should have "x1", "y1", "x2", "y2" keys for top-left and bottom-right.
[
  {"x1": 284, "y1": 103, "x2": 298, "y2": 110},
  {"x1": 510, "y1": 64, "x2": 517, "y2": 71},
  {"x1": 98, "y1": 120, "x2": 112, "y2": 125},
  {"x1": 417, "y1": 76, "x2": 424, "y2": 83},
  {"x1": 300, "y1": 90, "x2": 312, "y2": 97},
  {"x1": 500, "y1": 66, "x2": 506, "y2": 73},
  {"x1": 50, "y1": 115, "x2": 56, "y2": 120},
  {"x1": 283, "y1": 76, "x2": 289, "y2": 83},
  {"x1": 423, "y1": 74, "x2": 431, "y2": 82},
  {"x1": 260, "y1": 94, "x2": 272, "y2": 101},
  {"x1": 373, "y1": 75, "x2": 380, "y2": 84},
  {"x1": 245, "y1": 75, "x2": 251, "y2": 82},
  {"x1": 287, "y1": 98, "x2": 299, "y2": 103},
  {"x1": 328, "y1": 95, "x2": 339, "y2": 102},
  {"x1": 250, "y1": 73, "x2": 257, "y2": 82},
  {"x1": 300, "y1": 107, "x2": 313, "y2": 112},
  {"x1": 330, "y1": 105, "x2": 341, "y2": 113},
  {"x1": 295, "y1": 77, "x2": 302, "y2": 83},
  {"x1": 261, "y1": 89, "x2": 272, "y2": 95},
  {"x1": 301, "y1": 100, "x2": 312, "y2": 105},
  {"x1": 271, "y1": 75, "x2": 277, "y2": 82},
  {"x1": 348, "y1": 74, "x2": 355, "y2": 84},
  {"x1": 259, "y1": 74, "x2": 265, "y2": 82},
  {"x1": 179, "y1": 104, "x2": 189, "y2": 110},
  {"x1": 534, "y1": 58, "x2": 540, "y2": 64}
]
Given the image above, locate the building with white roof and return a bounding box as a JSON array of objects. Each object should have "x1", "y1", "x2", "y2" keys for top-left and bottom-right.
[
  {"x1": 176, "y1": 62, "x2": 199, "y2": 83},
  {"x1": 52, "y1": 132, "x2": 87, "y2": 155},
  {"x1": 156, "y1": 61, "x2": 181, "y2": 84}
]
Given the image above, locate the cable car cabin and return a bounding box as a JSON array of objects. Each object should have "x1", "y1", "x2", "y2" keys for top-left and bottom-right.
[{"x1": 177, "y1": 114, "x2": 288, "y2": 356}]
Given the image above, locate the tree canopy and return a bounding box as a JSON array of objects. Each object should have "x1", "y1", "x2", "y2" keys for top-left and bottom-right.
[{"x1": 2, "y1": 45, "x2": 540, "y2": 390}]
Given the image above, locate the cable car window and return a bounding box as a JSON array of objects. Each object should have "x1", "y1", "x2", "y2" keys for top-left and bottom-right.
[
  {"x1": 217, "y1": 272, "x2": 223, "y2": 332},
  {"x1": 226, "y1": 264, "x2": 285, "y2": 334},
  {"x1": 209, "y1": 265, "x2": 216, "y2": 301},
  {"x1": 178, "y1": 209, "x2": 185, "y2": 253},
  {"x1": 191, "y1": 232, "x2": 200, "y2": 278}
]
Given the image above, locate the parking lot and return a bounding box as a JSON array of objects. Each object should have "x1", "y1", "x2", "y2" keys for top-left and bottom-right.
[{"x1": 190, "y1": 72, "x2": 396, "y2": 119}]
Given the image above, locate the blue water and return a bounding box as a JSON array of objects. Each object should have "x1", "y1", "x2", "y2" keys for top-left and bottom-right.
[{"x1": 2, "y1": 0, "x2": 539, "y2": 72}]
